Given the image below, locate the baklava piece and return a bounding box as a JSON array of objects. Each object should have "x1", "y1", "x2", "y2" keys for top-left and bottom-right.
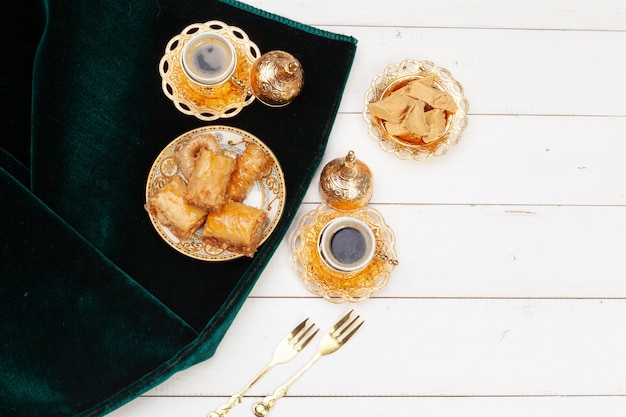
[
  {"x1": 226, "y1": 142, "x2": 273, "y2": 202},
  {"x1": 185, "y1": 148, "x2": 236, "y2": 212},
  {"x1": 145, "y1": 176, "x2": 208, "y2": 240},
  {"x1": 202, "y1": 201, "x2": 269, "y2": 257},
  {"x1": 174, "y1": 133, "x2": 220, "y2": 179}
]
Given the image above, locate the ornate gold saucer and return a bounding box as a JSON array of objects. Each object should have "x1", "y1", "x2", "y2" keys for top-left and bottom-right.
[
  {"x1": 363, "y1": 59, "x2": 469, "y2": 161},
  {"x1": 292, "y1": 151, "x2": 397, "y2": 303},
  {"x1": 292, "y1": 204, "x2": 398, "y2": 303},
  {"x1": 145, "y1": 126, "x2": 285, "y2": 261},
  {"x1": 159, "y1": 21, "x2": 261, "y2": 121}
]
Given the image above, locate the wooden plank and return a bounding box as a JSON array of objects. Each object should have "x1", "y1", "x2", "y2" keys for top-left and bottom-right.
[
  {"x1": 244, "y1": 0, "x2": 626, "y2": 31},
  {"x1": 334, "y1": 27, "x2": 626, "y2": 116},
  {"x1": 109, "y1": 395, "x2": 626, "y2": 417},
  {"x1": 300, "y1": 114, "x2": 626, "y2": 206},
  {"x1": 254, "y1": 203, "x2": 626, "y2": 298},
  {"x1": 129, "y1": 298, "x2": 626, "y2": 397}
]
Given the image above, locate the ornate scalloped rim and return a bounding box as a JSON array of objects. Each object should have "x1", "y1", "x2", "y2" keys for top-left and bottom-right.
[
  {"x1": 291, "y1": 204, "x2": 398, "y2": 303},
  {"x1": 159, "y1": 21, "x2": 261, "y2": 121},
  {"x1": 363, "y1": 59, "x2": 469, "y2": 161},
  {"x1": 145, "y1": 125, "x2": 286, "y2": 261}
]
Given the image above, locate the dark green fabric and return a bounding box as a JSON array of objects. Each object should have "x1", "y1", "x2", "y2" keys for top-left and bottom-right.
[{"x1": 0, "y1": 0, "x2": 357, "y2": 416}]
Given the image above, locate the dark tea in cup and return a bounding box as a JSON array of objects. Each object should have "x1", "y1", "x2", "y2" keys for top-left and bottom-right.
[
  {"x1": 181, "y1": 32, "x2": 236, "y2": 86},
  {"x1": 318, "y1": 217, "x2": 375, "y2": 273}
]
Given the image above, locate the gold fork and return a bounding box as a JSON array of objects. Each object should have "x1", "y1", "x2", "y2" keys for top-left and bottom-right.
[
  {"x1": 208, "y1": 318, "x2": 319, "y2": 417},
  {"x1": 252, "y1": 310, "x2": 364, "y2": 417}
]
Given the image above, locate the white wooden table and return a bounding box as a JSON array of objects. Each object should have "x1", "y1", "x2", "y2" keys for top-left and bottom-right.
[{"x1": 110, "y1": 1, "x2": 626, "y2": 416}]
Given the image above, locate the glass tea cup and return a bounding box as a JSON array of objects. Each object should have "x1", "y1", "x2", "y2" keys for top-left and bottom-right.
[
  {"x1": 181, "y1": 32, "x2": 237, "y2": 86},
  {"x1": 317, "y1": 217, "x2": 376, "y2": 275}
]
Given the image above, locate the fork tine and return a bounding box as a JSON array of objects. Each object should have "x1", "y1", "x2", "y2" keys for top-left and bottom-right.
[
  {"x1": 339, "y1": 315, "x2": 360, "y2": 334},
  {"x1": 292, "y1": 322, "x2": 316, "y2": 345},
  {"x1": 338, "y1": 318, "x2": 364, "y2": 345},
  {"x1": 298, "y1": 328, "x2": 320, "y2": 351},
  {"x1": 330, "y1": 309, "x2": 354, "y2": 333},
  {"x1": 287, "y1": 318, "x2": 309, "y2": 341}
]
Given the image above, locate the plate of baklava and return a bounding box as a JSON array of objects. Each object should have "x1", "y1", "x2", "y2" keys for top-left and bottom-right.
[{"x1": 145, "y1": 126, "x2": 285, "y2": 261}]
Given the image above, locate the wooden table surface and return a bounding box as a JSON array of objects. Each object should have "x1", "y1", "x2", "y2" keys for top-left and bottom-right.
[{"x1": 110, "y1": 1, "x2": 626, "y2": 416}]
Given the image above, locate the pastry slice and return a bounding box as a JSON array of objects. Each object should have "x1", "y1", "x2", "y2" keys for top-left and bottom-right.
[
  {"x1": 401, "y1": 100, "x2": 430, "y2": 137},
  {"x1": 174, "y1": 133, "x2": 220, "y2": 179},
  {"x1": 185, "y1": 148, "x2": 236, "y2": 212},
  {"x1": 423, "y1": 108, "x2": 447, "y2": 143},
  {"x1": 202, "y1": 201, "x2": 269, "y2": 257},
  {"x1": 226, "y1": 142, "x2": 273, "y2": 202},
  {"x1": 145, "y1": 176, "x2": 208, "y2": 240},
  {"x1": 405, "y1": 80, "x2": 458, "y2": 113},
  {"x1": 384, "y1": 120, "x2": 412, "y2": 137},
  {"x1": 367, "y1": 92, "x2": 414, "y2": 123}
]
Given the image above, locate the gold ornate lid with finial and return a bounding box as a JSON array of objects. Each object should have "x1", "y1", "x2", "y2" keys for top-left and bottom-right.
[
  {"x1": 250, "y1": 50, "x2": 304, "y2": 107},
  {"x1": 319, "y1": 150, "x2": 374, "y2": 211}
]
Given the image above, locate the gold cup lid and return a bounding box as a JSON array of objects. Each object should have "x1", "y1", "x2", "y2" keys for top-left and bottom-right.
[
  {"x1": 250, "y1": 50, "x2": 304, "y2": 107},
  {"x1": 319, "y1": 151, "x2": 374, "y2": 211}
]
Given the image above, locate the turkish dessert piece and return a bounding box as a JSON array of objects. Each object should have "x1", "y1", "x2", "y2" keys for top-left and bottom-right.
[
  {"x1": 404, "y1": 75, "x2": 457, "y2": 112},
  {"x1": 366, "y1": 93, "x2": 414, "y2": 124},
  {"x1": 175, "y1": 133, "x2": 220, "y2": 179},
  {"x1": 226, "y1": 142, "x2": 273, "y2": 202},
  {"x1": 202, "y1": 201, "x2": 269, "y2": 257},
  {"x1": 145, "y1": 176, "x2": 208, "y2": 240},
  {"x1": 368, "y1": 74, "x2": 457, "y2": 144},
  {"x1": 185, "y1": 148, "x2": 237, "y2": 212},
  {"x1": 424, "y1": 108, "x2": 447, "y2": 143}
]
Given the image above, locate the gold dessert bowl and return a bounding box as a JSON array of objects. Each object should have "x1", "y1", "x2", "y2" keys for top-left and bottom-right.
[{"x1": 363, "y1": 59, "x2": 469, "y2": 161}]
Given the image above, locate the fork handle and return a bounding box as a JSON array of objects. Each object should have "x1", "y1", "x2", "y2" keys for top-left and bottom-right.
[
  {"x1": 252, "y1": 384, "x2": 288, "y2": 417},
  {"x1": 207, "y1": 393, "x2": 244, "y2": 417},
  {"x1": 253, "y1": 354, "x2": 321, "y2": 417},
  {"x1": 208, "y1": 363, "x2": 273, "y2": 417}
]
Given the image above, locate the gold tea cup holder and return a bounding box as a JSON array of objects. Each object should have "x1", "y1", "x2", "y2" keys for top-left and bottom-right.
[
  {"x1": 159, "y1": 21, "x2": 260, "y2": 121},
  {"x1": 291, "y1": 151, "x2": 399, "y2": 303},
  {"x1": 159, "y1": 20, "x2": 305, "y2": 121},
  {"x1": 292, "y1": 204, "x2": 398, "y2": 303}
]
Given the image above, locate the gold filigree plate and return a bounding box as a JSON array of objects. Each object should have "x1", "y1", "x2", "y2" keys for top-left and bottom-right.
[
  {"x1": 146, "y1": 126, "x2": 285, "y2": 261},
  {"x1": 291, "y1": 204, "x2": 398, "y2": 303},
  {"x1": 159, "y1": 21, "x2": 261, "y2": 121},
  {"x1": 363, "y1": 59, "x2": 469, "y2": 161}
]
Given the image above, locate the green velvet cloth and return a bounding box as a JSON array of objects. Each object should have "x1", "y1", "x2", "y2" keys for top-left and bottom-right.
[{"x1": 0, "y1": 1, "x2": 357, "y2": 416}]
